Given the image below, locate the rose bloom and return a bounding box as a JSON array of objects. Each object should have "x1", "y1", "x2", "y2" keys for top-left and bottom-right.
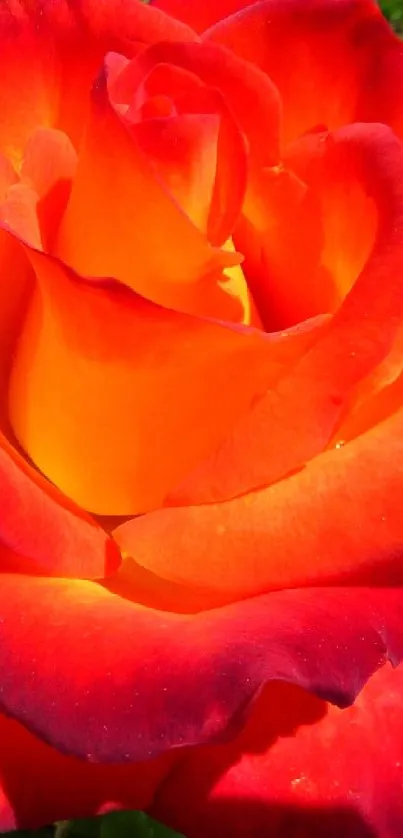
[{"x1": 1, "y1": 0, "x2": 403, "y2": 835}]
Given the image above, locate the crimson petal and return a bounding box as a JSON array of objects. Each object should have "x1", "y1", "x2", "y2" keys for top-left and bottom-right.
[{"x1": 0, "y1": 577, "x2": 402, "y2": 763}]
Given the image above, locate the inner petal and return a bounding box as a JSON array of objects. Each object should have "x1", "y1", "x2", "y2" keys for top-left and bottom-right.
[{"x1": 131, "y1": 113, "x2": 220, "y2": 234}]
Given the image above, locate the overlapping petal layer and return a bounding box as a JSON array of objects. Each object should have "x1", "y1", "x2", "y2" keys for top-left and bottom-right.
[
  {"x1": 0, "y1": 714, "x2": 178, "y2": 831},
  {"x1": 0, "y1": 576, "x2": 402, "y2": 766},
  {"x1": 116, "y1": 406, "x2": 403, "y2": 601},
  {"x1": 55, "y1": 67, "x2": 250, "y2": 320},
  {"x1": 237, "y1": 122, "x2": 386, "y2": 331},
  {"x1": 153, "y1": 664, "x2": 403, "y2": 838},
  {"x1": 168, "y1": 123, "x2": 403, "y2": 505},
  {"x1": 206, "y1": 0, "x2": 403, "y2": 146},
  {"x1": 1, "y1": 665, "x2": 403, "y2": 837},
  {"x1": 117, "y1": 40, "x2": 281, "y2": 166},
  {"x1": 0, "y1": 0, "x2": 197, "y2": 161},
  {"x1": 151, "y1": 0, "x2": 255, "y2": 33},
  {"x1": 8, "y1": 247, "x2": 324, "y2": 514},
  {"x1": 0, "y1": 429, "x2": 120, "y2": 578}
]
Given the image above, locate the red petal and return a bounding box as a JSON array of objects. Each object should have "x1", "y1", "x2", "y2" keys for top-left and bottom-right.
[
  {"x1": 169, "y1": 124, "x2": 403, "y2": 505},
  {"x1": 0, "y1": 713, "x2": 177, "y2": 831},
  {"x1": 0, "y1": 577, "x2": 402, "y2": 765},
  {"x1": 0, "y1": 428, "x2": 120, "y2": 578},
  {"x1": 153, "y1": 664, "x2": 403, "y2": 838},
  {"x1": 0, "y1": 0, "x2": 197, "y2": 162},
  {"x1": 150, "y1": 0, "x2": 256, "y2": 33},
  {"x1": 237, "y1": 123, "x2": 384, "y2": 330},
  {"x1": 206, "y1": 0, "x2": 403, "y2": 146},
  {"x1": 128, "y1": 40, "x2": 280, "y2": 166},
  {"x1": 115, "y1": 407, "x2": 403, "y2": 601}
]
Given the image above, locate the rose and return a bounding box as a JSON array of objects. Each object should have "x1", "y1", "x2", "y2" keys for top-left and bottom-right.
[{"x1": 0, "y1": 0, "x2": 402, "y2": 835}]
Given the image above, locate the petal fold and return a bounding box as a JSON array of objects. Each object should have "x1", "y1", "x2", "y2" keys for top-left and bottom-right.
[
  {"x1": 8, "y1": 247, "x2": 318, "y2": 515},
  {"x1": 206, "y1": 0, "x2": 403, "y2": 146},
  {"x1": 153, "y1": 664, "x2": 403, "y2": 838},
  {"x1": 55, "y1": 67, "x2": 247, "y2": 321},
  {"x1": 0, "y1": 576, "x2": 403, "y2": 764},
  {"x1": 0, "y1": 429, "x2": 120, "y2": 579},
  {"x1": 117, "y1": 407, "x2": 403, "y2": 600},
  {"x1": 169, "y1": 124, "x2": 403, "y2": 505}
]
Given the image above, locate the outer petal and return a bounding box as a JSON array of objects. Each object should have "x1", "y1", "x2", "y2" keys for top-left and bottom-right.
[
  {"x1": 168, "y1": 124, "x2": 403, "y2": 505},
  {"x1": 0, "y1": 0, "x2": 197, "y2": 161},
  {"x1": 153, "y1": 664, "x2": 403, "y2": 838},
  {"x1": 0, "y1": 714, "x2": 178, "y2": 831},
  {"x1": 0, "y1": 576, "x2": 403, "y2": 764},
  {"x1": 0, "y1": 429, "x2": 120, "y2": 579},
  {"x1": 0, "y1": 234, "x2": 120, "y2": 579},
  {"x1": 206, "y1": 0, "x2": 403, "y2": 146},
  {"x1": 8, "y1": 247, "x2": 323, "y2": 515},
  {"x1": 115, "y1": 407, "x2": 403, "y2": 601},
  {"x1": 150, "y1": 0, "x2": 258, "y2": 33}
]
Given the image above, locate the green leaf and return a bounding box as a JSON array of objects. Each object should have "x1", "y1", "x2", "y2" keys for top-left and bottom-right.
[
  {"x1": 100, "y1": 812, "x2": 185, "y2": 838},
  {"x1": 380, "y1": 0, "x2": 403, "y2": 30},
  {"x1": 2, "y1": 813, "x2": 185, "y2": 838}
]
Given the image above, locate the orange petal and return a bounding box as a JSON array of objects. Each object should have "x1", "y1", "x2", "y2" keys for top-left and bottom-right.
[
  {"x1": 8, "y1": 247, "x2": 312, "y2": 515},
  {"x1": 328, "y1": 318, "x2": 403, "y2": 445},
  {"x1": 0, "y1": 154, "x2": 18, "y2": 202},
  {"x1": 131, "y1": 113, "x2": 220, "y2": 234},
  {"x1": 237, "y1": 124, "x2": 382, "y2": 332},
  {"x1": 114, "y1": 406, "x2": 403, "y2": 603},
  {"x1": 0, "y1": 232, "x2": 34, "y2": 430},
  {"x1": 55, "y1": 68, "x2": 248, "y2": 321},
  {"x1": 0, "y1": 185, "x2": 42, "y2": 250},
  {"x1": 21, "y1": 128, "x2": 77, "y2": 198},
  {"x1": 169, "y1": 125, "x2": 403, "y2": 504}
]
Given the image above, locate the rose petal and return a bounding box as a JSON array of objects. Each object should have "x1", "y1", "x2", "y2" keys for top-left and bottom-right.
[
  {"x1": 0, "y1": 714, "x2": 177, "y2": 831},
  {"x1": 168, "y1": 124, "x2": 403, "y2": 505},
  {"x1": 123, "y1": 40, "x2": 281, "y2": 167},
  {"x1": 0, "y1": 0, "x2": 197, "y2": 163},
  {"x1": 8, "y1": 246, "x2": 319, "y2": 514},
  {"x1": 153, "y1": 664, "x2": 403, "y2": 838},
  {"x1": 131, "y1": 113, "x2": 220, "y2": 234},
  {"x1": 0, "y1": 184, "x2": 42, "y2": 250},
  {"x1": 20, "y1": 128, "x2": 77, "y2": 199},
  {"x1": 206, "y1": 0, "x2": 403, "y2": 146},
  {"x1": 328, "y1": 325, "x2": 403, "y2": 445},
  {"x1": 55, "y1": 66, "x2": 250, "y2": 321},
  {"x1": 109, "y1": 49, "x2": 251, "y2": 249},
  {"x1": 237, "y1": 124, "x2": 383, "y2": 331},
  {"x1": 0, "y1": 576, "x2": 402, "y2": 763},
  {"x1": 116, "y1": 406, "x2": 403, "y2": 600},
  {"x1": 150, "y1": 0, "x2": 257, "y2": 33},
  {"x1": 0, "y1": 425, "x2": 120, "y2": 579}
]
